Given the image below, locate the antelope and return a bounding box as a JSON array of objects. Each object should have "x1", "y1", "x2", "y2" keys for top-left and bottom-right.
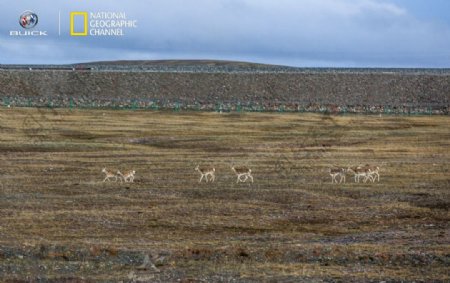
[
  {"x1": 117, "y1": 170, "x2": 136, "y2": 183},
  {"x1": 364, "y1": 164, "x2": 380, "y2": 182},
  {"x1": 329, "y1": 167, "x2": 347, "y2": 184},
  {"x1": 231, "y1": 166, "x2": 253, "y2": 183},
  {"x1": 102, "y1": 168, "x2": 118, "y2": 182},
  {"x1": 195, "y1": 165, "x2": 216, "y2": 183},
  {"x1": 349, "y1": 166, "x2": 374, "y2": 183}
]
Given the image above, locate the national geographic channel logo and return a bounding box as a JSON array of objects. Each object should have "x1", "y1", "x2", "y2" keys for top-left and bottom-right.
[
  {"x1": 70, "y1": 11, "x2": 138, "y2": 36},
  {"x1": 10, "y1": 11, "x2": 48, "y2": 36}
]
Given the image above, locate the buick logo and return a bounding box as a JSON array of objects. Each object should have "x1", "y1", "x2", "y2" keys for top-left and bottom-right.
[{"x1": 19, "y1": 11, "x2": 38, "y2": 29}]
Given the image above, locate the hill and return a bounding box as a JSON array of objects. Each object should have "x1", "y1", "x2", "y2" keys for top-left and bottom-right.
[{"x1": 0, "y1": 60, "x2": 449, "y2": 112}]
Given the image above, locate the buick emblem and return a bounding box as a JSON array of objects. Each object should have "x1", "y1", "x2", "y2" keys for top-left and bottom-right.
[{"x1": 19, "y1": 11, "x2": 39, "y2": 29}]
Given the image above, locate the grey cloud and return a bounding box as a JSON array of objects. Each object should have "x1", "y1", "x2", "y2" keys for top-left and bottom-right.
[{"x1": 0, "y1": 0, "x2": 449, "y2": 67}]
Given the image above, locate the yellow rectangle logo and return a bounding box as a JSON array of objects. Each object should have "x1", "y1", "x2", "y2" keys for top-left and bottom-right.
[{"x1": 70, "y1": 12, "x2": 88, "y2": 36}]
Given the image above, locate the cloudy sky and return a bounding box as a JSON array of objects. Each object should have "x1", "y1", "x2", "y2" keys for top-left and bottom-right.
[{"x1": 1, "y1": 0, "x2": 449, "y2": 67}]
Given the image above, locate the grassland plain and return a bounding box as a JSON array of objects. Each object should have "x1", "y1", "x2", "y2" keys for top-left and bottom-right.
[{"x1": 0, "y1": 107, "x2": 448, "y2": 282}]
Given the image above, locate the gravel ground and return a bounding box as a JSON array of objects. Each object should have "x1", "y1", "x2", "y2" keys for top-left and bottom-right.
[{"x1": 0, "y1": 66, "x2": 449, "y2": 114}]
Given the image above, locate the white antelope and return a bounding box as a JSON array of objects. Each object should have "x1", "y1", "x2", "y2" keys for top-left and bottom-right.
[
  {"x1": 231, "y1": 166, "x2": 253, "y2": 183},
  {"x1": 195, "y1": 165, "x2": 216, "y2": 183},
  {"x1": 364, "y1": 164, "x2": 380, "y2": 182},
  {"x1": 329, "y1": 167, "x2": 347, "y2": 184},
  {"x1": 102, "y1": 168, "x2": 118, "y2": 182},
  {"x1": 117, "y1": 170, "x2": 136, "y2": 183},
  {"x1": 349, "y1": 166, "x2": 374, "y2": 183}
]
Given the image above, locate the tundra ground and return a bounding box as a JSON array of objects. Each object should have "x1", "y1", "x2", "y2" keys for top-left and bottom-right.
[{"x1": 0, "y1": 108, "x2": 448, "y2": 282}]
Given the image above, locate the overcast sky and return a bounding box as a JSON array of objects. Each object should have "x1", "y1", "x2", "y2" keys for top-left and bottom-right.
[{"x1": 1, "y1": 0, "x2": 449, "y2": 67}]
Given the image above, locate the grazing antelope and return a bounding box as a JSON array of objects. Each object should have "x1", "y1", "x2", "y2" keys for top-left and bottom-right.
[
  {"x1": 349, "y1": 166, "x2": 374, "y2": 183},
  {"x1": 117, "y1": 170, "x2": 136, "y2": 183},
  {"x1": 329, "y1": 167, "x2": 347, "y2": 184},
  {"x1": 231, "y1": 166, "x2": 253, "y2": 183},
  {"x1": 364, "y1": 164, "x2": 380, "y2": 182},
  {"x1": 195, "y1": 165, "x2": 216, "y2": 183},
  {"x1": 102, "y1": 168, "x2": 118, "y2": 182}
]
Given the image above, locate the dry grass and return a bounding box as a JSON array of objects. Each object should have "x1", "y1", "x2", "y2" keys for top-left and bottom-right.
[{"x1": 0, "y1": 108, "x2": 449, "y2": 282}]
